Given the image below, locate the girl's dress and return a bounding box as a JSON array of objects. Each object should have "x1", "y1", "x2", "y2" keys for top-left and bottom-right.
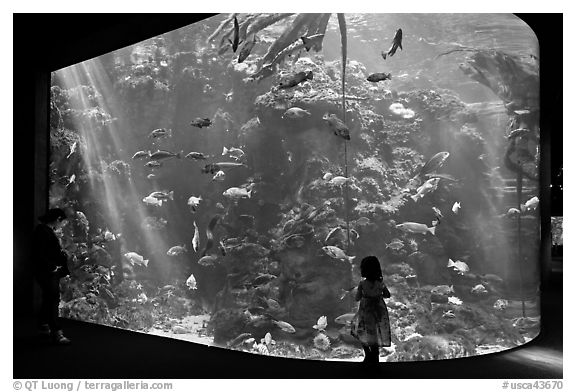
[{"x1": 351, "y1": 278, "x2": 391, "y2": 347}]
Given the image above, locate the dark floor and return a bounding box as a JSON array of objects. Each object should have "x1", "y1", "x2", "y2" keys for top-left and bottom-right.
[{"x1": 14, "y1": 273, "x2": 562, "y2": 379}]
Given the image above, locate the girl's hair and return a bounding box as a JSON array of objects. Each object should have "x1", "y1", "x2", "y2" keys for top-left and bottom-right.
[
  {"x1": 39, "y1": 208, "x2": 67, "y2": 224},
  {"x1": 360, "y1": 255, "x2": 383, "y2": 281}
]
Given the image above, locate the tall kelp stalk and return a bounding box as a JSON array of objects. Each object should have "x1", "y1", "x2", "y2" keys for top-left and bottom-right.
[{"x1": 337, "y1": 13, "x2": 350, "y2": 253}]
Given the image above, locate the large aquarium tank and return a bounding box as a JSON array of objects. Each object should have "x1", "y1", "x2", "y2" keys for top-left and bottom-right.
[{"x1": 48, "y1": 13, "x2": 540, "y2": 361}]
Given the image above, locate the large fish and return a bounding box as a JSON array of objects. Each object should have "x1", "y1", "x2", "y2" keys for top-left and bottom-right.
[
  {"x1": 367, "y1": 72, "x2": 392, "y2": 83},
  {"x1": 381, "y1": 28, "x2": 403, "y2": 60},
  {"x1": 418, "y1": 152, "x2": 450, "y2": 177},
  {"x1": 124, "y1": 252, "x2": 148, "y2": 267},
  {"x1": 322, "y1": 245, "x2": 356, "y2": 263},
  {"x1": 278, "y1": 70, "x2": 313, "y2": 89},
  {"x1": 148, "y1": 128, "x2": 171, "y2": 139},
  {"x1": 334, "y1": 313, "x2": 356, "y2": 325},
  {"x1": 272, "y1": 320, "x2": 296, "y2": 333},
  {"x1": 149, "y1": 150, "x2": 181, "y2": 161},
  {"x1": 447, "y1": 258, "x2": 469, "y2": 275},
  {"x1": 521, "y1": 196, "x2": 539, "y2": 212},
  {"x1": 300, "y1": 34, "x2": 324, "y2": 52},
  {"x1": 228, "y1": 15, "x2": 243, "y2": 53},
  {"x1": 396, "y1": 222, "x2": 436, "y2": 235},
  {"x1": 192, "y1": 221, "x2": 200, "y2": 252},
  {"x1": 411, "y1": 177, "x2": 440, "y2": 202},
  {"x1": 323, "y1": 113, "x2": 350, "y2": 140},
  {"x1": 238, "y1": 34, "x2": 256, "y2": 63},
  {"x1": 132, "y1": 150, "x2": 150, "y2": 160},
  {"x1": 223, "y1": 187, "x2": 252, "y2": 200}
]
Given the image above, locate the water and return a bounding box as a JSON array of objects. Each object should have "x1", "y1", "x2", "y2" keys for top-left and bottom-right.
[{"x1": 49, "y1": 13, "x2": 540, "y2": 361}]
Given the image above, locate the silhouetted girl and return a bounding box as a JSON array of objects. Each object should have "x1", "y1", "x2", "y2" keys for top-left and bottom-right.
[{"x1": 351, "y1": 255, "x2": 391, "y2": 363}]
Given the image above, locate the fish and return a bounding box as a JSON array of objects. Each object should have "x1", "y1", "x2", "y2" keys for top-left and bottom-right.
[
  {"x1": 212, "y1": 170, "x2": 226, "y2": 182},
  {"x1": 66, "y1": 141, "x2": 77, "y2": 159},
  {"x1": 322, "y1": 172, "x2": 333, "y2": 181},
  {"x1": 282, "y1": 107, "x2": 311, "y2": 119},
  {"x1": 223, "y1": 187, "x2": 252, "y2": 200},
  {"x1": 214, "y1": 162, "x2": 247, "y2": 171},
  {"x1": 471, "y1": 284, "x2": 488, "y2": 294},
  {"x1": 263, "y1": 332, "x2": 273, "y2": 346},
  {"x1": 198, "y1": 254, "x2": 218, "y2": 267},
  {"x1": 192, "y1": 221, "x2": 200, "y2": 252},
  {"x1": 201, "y1": 215, "x2": 220, "y2": 257},
  {"x1": 278, "y1": 70, "x2": 313, "y2": 89},
  {"x1": 355, "y1": 217, "x2": 371, "y2": 226},
  {"x1": 238, "y1": 214, "x2": 255, "y2": 225},
  {"x1": 185, "y1": 273, "x2": 197, "y2": 290},
  {"x1": 272, "y1": 320, "x2": 296, "y2": 333},
  {"x1": 238, "y1": 34, "x2": 257, "y2": 63},
  {"x1": 145, "y1": 160, "x2": 163, "y2": 168},
  {"x1": 334, "y1": 313, "x2": 356, "y2": 325},
  {"x1": 452, "y1": 202, "x2": 461, "y2": 214},
  {"x1": 521, "y1": 196, "x2": 539, "y2": 212},
  {"x1": 149, "y1": 191, "x2": 174, "y2": 201},
  {"x1": 382, "y1": 28, "x2": 403, "y2": 60},
  {"x1": 447, "y1": 258, "x2": 470, "y2": 275},
  {"x1": 493, "y1": 299, "x2": 509, "y2": 310},
  {"x1": 148, "y1": 128, "x2": 171, "y2": 139},
  {"x1": 222, "y1": 146, "x2": 245, "y2": 160},
  {"x1": 329, "y1": 176, "x2": 349, "y2": 186},
  {"x1": 386, "y1": 239, "x2": 404, "y2": 250},
  {"x1": 227, "y1": 333, "x2": 252, "y2": 348},
  {"x1": 367, "y1": 72, "x2": 392, "y2": 83},
  {"x1": 505, "y1": 208, "x2": 521, "y2": 218},
  {"x1": 124, "y1": 252, "x2": 149, "y2": 268},
  {"x1": 190, "y1": 117, "x2": 213, "y2": 128},
  {"x1": 324, "y1": 226, "x2": 342, "y2": 244},
  {"x1": 142, "y1": 195, "x2": 163, "y2": 207},
  {"x1": 185, "y1": 152, "x2": 210, "y2": 160},
  {"x1": 447, "y1": 296, "x2": 462, "y2": 305},
  {"x1": 252, "y1": 273, "x2": 277, "y2": 287},
  {"x1": 432, "y1": 285, "x2": 455, "y2": 295},
  {"x1": 322, "y1": 246, "x2": 356, "y2": 263},
  {"x1": 216, "y1": 202, "x2": 225, "y2": 210},
  {"x1": 284, "y1": 234, "x2": 305, "y2": 248},
  {"x1": 149, "y1": 150, "x2": 181, "y2": 161},
  {"x1": 411, "y1": 178, "x2": 440, "y2": 202},
  {"x1": 432, "y1": 206, "x2": 443, "y2": 220},
  {"x1": 339, "y1": 287, "x2": 356, "y2": 301},
  {"x1": 187, "y1": 196, "x2": 202, "y2": 212},
  {"x1": 300, "y1": 33, "x2": 324, "y2": 51},
  {"x1": 146, "y1": 174, "x2": 157, "y2": 180},
  {"x1": 396, "y1": 222, "x2": 436, "y2": 235},
  {"x1": 66, "y1": 174, "x2": 76, "y2": 188},
  {"x1": 167, "y1": 245, "x2": 187, "y2": 256},
  {"x1": 418, "y1": 152, "x2": 450, "y2": 177},
  {"x1": 228, "y1": 15, "x2": 242, "y2": 53},
  {"x1": 322, "y1": 113, "x2": 350, "y2": 140},
  {"x1": 442, "y1": 310, "x2": 456, "y2": 319},
  {"x1": 313, "y1": 315, "x2": 328, "y2": 331},
  {"x1": 218, "y1": 240, "x2": 227, "y2": 256},
  {"x1": 103, "y1": 229, "x2": 117, "y2": 241},
  {"x1": 132, "y1": 150, "x2": 150, "y2": 160},
  {"x1": 425, "y1": 173, "x2": 458, "y2": 183}
]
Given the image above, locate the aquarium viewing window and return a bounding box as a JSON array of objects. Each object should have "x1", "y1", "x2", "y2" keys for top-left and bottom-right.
[{"x1": 48, "y1": 13, "x2": 540, "y2": 362}]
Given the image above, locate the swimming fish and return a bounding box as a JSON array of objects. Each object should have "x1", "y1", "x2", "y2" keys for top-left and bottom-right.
[
  {"x1": 142, "y1": 195, "x2": 163, "y2": 207},
  {"x1": 222, "y1": 146, "x2": 245, "y2": 160},
  {"x1": 185, "y1": 273, "x2": 197, "y2": 290},
  {"x1": 432, "y1": 206, "x2": 443, "y2": 220},
  {"x1": 324, "y1": 226, "x2": 342, "y2": 244},
  {"x1": 452, "y1": 202, "x2": 461, "y2": 214},
  {"x1": 386, "y1": 239, "x2": 404, "y2": 250},
  {"x1": 272, "y1": 320, "x2": 296, "y2": 333},
  {"x1": 300, "y1": 33, "x2": 324, "y2": 51},
  {"x1": 145, "y1": 160, "x2": 163, "y2": 168},
  {"x1": 521, "y1": 196, "x2": 539, "y2": 212},
  {"x1": 185, "y1": 152, "x2": 210, "y2": 160},
  {"x1": 149, "y1": 150, "x2": 181, "y2": 161},
  {"x1": 65, "y1": 174, "x2": 76, "y2": 188},
  {"x1": 329, "y1": 176, "x2": 349, "y2": 186},
  {"x1": 190, "y1": 118, "x2": 213, "y2": 128},
  {"x1": 124, "y1": 252, "x2": 148, "y2": 268},
  {"x1": 381, "y1": 28, "x2": 403, "y2": 60},
  {"x1": 132, "y1": 150, "x2": 150, "y2": 160},
  {"x1": 323, "y1": 113, "x2": 350, "y2": 140},
  {"x1": 66, "y1": 141, "x2": 77, "y2": 159},
  {"x1": 447, "y1": 296, "x2": 462, "y2": 305},
  {"x1": 471, "y1": 284, "x2": 488, "y2": 294},
  {"x1": 198, "y1": 254, "x2": 218, "y2": 267},
  {"x1": 355, "y1": 217, "x2": 371, "y2": 226},
  {"x1": 192, "y1": 221, "x2": 200, "y2": 252},
  {"x1": 146, "y1": 174, "x2": 157, "y2": 180},
  {"x1": 167, "y1": 245, "x2": 187, "y2": 256},
  {"x1": 367, "y1": 72, "x2": 392, "y2": 83},
  {"x1": 187, "y1": 196, "x2": 202, "y2": 212},
  {"x1": 228, "y1": 15, "x2": 242, "y2": 53},
  {"x1": 322, "y1": 172, "x2": 333, "y2": 181},
  {"x1": 282, "y1": 107, "x2": 311, "y2": 119},
  {"x1": 252, "y1": 273, "x2": 277, "y2": 287},
  {"x1": 278, "y1": 70, "x2": 313, "y2": 89},
  {"x1": 322, "y1": 246, "x2": 356, "y2": 263},
  {"x1": 447, "y1": 258, "x2": 470, "y2": 275},
  {"x1": 227, "y1": 333, "x2": 252, "y2": 348},
  {"x1": 396, "y1": 222, "x2": 436, "y2": 235},
  {"x1": 149, "y1": 191, "x2": 174, "y2": 201},
  {"x1": 238, "y1": 34, "x2": 257, "y2": 63},
  {"x1": 148, "y1": 128, "x2": 171, "y2": 139},
  {"x1": 334, "y1": 313, "x2": 355, "y2": 325},
  {"x1": 223, "y1": 187, "x2": 252, "y2": 200},
  {"x1": 313, "y1": 316, "x2": 328, "y2": 331},
  {"x1": 418, "y1": 152, "x2": 450, "y2": 178},
  {"x1": 506, "y1": 207, "x2": 521, "y2": 218},
  {"x1": 212, "y1": 170, "x2": 226, "y2": 182},
  {"x1": 201, "y1": 215, "x2": 220, "y2": 257},
  {"x1": 411, "y1": 177, "x2": 440, "y2": 202},
  {"x1": 442, "y1": 310, "x2": 456, "y2": 319},
  {"x1": 493, "y1": 299, "x2": 509, "y2": 310}
]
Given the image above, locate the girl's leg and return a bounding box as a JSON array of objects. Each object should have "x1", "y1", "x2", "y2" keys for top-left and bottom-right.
[
  {"x1": 369, "y1": 345, "x2": 379, "y2": 363},
  {"x1": 362, "y1": 345, "x2": 371, "y2": 362}
]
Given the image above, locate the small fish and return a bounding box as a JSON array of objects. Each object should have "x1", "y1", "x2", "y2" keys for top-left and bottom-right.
[
  {"x1": 324, "y1": 226, "x2": 342, "y2": 244},
  {"x1": 66, "y1": 174, "x2": 76, "y2": 188},
  {"x1": 334, "y1": 313, "x2": 355, "y2": 325},
  {"x1": 282, "y1": 107, "x2": 311, "y2": 119},
  {"x1": 313, "y1": 315, "x2": 328, "y2": 331},
  {"x1": 432, "y1": 206, "x2": 443, "y2": 220},
  {"x1": 386, "y1": 239, "x2": 404, "y2": 250},
  {"x1": 222, "y1": 146, "x2": 245, "y2": 160},
  {"x1": 329, "y1": 176, "x2": 349, "y2": 186},
  {"x1": 185, "y1": 152, "x2": 210, "y2": 160},
  {"x1": 228, "y1": 15, "x2": 242, "y2": 53},
  {"x1": 339, "y1": 287, "x2": 356, "y2": 301},
  {"x1": 418, "y1": 152, "x2": 450, "y2": 178},
  {"x1": 447, "y1": 296, "x2": 462, "y2": 305},
  {"x1": 396, "y1": 222, "x2": 436, "y2": 235},
  {"x1": 149, "y1": 150, "x2": 181, "y2": 161},
  {"x1": 506, "y1": 208, "x2": 521, "y2": 218},
  {"x1": 300, "y1": 34, "x2": 324, "y2": 51},
  {"x1": 146, "y1": 174, "x2": 157, "y2": 180},
  {"x1": 132, "y1": 150, "x2": 150, "y2": 160},
  {"x1": 238, "y1": 34, "x2": 257, "y2": 63},
  {"x1": 145, "y1": 160, "x2": 163, "y2": 168},
  {"x1": 212, "y1": 170, "x2": 226, "y2": 182},
  {"x1": 124, "y1": 252, "x2": 149, "y2": 268},
  {"x1": 367, "y1": 72, "x2": 392, "y2": 83},
  {"x1": 442, "y1": 310, "x2": 456, "y2": 319},
  {"x1": 66, "y1": 141, "x2": 77, "y2": 159},
  {"x1": 382, "y1": 28, "x2": 403, "y2": 60},
  {"x1": 272, "y1": 320, "x2": 296, "y2": 333},
  {"x1": 252, "y1": 273, "x2": 277, "y2": 287},
  {"x1": 218, "y1": 240, "x2": 227, "y2": 256},
  {"x1": 493, "y1": 299, "x2": 509, "y2": 310},
  {"x1": 471, "y1": 284, "x2": 488, "y2": 294},
  {"x1": 223, "y1": 90, "x2": 234, "y2": 102},
  {"x1": 355, "y1": 217, "x2": 371, "y2": 226},
  {"x1": 187, "y1": 196, "x2": 202, "y2": 212},
  {"x1": 167, "y1": 245, "x2": 187, "y2": 256},
  {"x1": 227, "y1": 333, "x2": 252, "y2": 348},
  {"x1": 322, "y1": 172, "x2": 333, "y2": 181},
  {"x1": 149, "y1": 191, "x2": 174, "y2": 201},
  {"x1": 322, "y1": 245, "x2": 356, "y2": 263},
  {"x1": 190, "y1": 118, "x2": 213, "y2": 128},
  {"x1": 278, "y1": 70, "x2": 313, "y2": 89},
  {"x1": 186, "y1": 273, "x2": 197, "y2": 290},
  {"x1": 214, "y1": 162, "x2": 246, "y2": 170},
  {"x1": 521, "y1": 196, "x2": 539, "y2": 212},
  {"x1": 425, "y1": 173, "x2": 458, "y2": 183},
  {"x1": 103, "y1": 229, "x2": 117, "y2": 241},
  {"x1": 411, "y1": 178, "x2": 440, "y2": 202},
  {"x1": 322, "y1": 113, "x2": 350, "y2": 140},
  {"x1": 447, "y1": 258, "x2": 470, "y2": 275},
  {"x1": 216, "y1": 202, "x2": 225, "y2": 210},
  {"x1": 148, "y1": 128, "x2": 171, "y2": 139},
  {"x1": 142, "y1": 195, "x2": 163, "y2": 207},
  {"x1": 452, "y1": 202, "x2": 461, "y2": 214},
  {"x1": 192, "y1": 221, "x2": 200, "y2": 252},
  {"x1": 223, "y1": 187, "x2": 252, "y2": 200},
  {"x1": 198, "y1": 254, "x2": 218, "y2": 266}
]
